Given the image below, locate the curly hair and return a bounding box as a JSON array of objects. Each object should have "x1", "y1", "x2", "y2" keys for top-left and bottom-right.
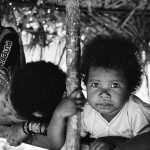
[
  {"x1": 10, "y1": 61, "x2": 66, "y2": 122},
  {"x1": 81, "y1": 34, "x2": 143, "y2": 94}
]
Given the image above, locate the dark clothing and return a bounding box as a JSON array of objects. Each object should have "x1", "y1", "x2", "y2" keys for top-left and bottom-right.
[{"x1": 0, "y1": 26, "x2": 25, "y2": 84}]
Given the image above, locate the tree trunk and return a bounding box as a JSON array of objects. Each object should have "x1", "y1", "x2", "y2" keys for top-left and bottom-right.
[{"x1": 65, "y1": 0, "x2": 81, "y2": 150}]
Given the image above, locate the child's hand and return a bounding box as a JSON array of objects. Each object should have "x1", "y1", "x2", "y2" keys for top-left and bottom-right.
[
  {"x1": 55, "y1": 89, "x2": 85, "y2": 118},
  {"x1": 4, "y1": 123, "x2": 29, "y2": 146}
]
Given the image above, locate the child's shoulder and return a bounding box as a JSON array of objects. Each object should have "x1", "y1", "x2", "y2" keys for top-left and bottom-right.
[
  {"x1": 82, "y1": 102, "x2": 96, "y2": 116},
  {"x1": 83, "y1": 102, "x2": 93, "y2": 111}
]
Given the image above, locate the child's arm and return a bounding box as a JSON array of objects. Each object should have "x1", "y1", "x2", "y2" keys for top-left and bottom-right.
[
  {"x1": 47, "y1": 109, "x2": 67, "y2": 150},
  {"x1": 47, "y1": 90, "x2": 85, "y2": 150}
]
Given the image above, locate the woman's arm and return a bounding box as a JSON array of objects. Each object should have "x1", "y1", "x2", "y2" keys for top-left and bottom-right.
[{"x1": 114, "y1": 131, "x2": 150, "y2": 150}]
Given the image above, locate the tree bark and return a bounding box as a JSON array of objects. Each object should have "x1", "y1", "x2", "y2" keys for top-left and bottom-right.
[{"x1": 65, "y1": 0, "x2": 81, "y2": 150}]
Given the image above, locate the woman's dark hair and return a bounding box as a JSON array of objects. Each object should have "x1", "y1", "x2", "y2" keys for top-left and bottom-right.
[
  {"x1": 10, "y1": 61, "x2": 66, "y2": 122},
  {"x1": 81, "y1": 34, "x2": 143, "y2": 94}
]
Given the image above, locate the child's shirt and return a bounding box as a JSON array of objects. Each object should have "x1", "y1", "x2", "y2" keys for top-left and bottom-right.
[{"x1": 81, "y1": 94, "x2": 150, "y2": 139}]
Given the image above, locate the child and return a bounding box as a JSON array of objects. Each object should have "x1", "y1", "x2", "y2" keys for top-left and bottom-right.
[{"x1": 47, "y1": 34, "x2": 150, "y2": 150}]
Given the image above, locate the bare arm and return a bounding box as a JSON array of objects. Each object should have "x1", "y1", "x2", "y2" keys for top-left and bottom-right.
[
  {"x1": 0, "y1": 125, "x2": 11, "y2": 138},
  {"x1": 47, "y1": 110, "x2": 66, "y2": 150},
  {"x1": 47, "y1": 90, "x2": 85, "y2": 150},
  {"x1": 4, "y1": 123, "x2": 29, "y2": 146}
]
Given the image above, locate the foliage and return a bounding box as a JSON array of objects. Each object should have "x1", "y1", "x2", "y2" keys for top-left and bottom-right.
[{"x1": 1, "y1": 0, "x2": 150, "y2": 64}]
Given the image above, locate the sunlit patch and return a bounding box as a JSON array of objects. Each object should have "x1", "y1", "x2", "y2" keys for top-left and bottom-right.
[{"x1": 0, "y1": 138, "x2": 47, "y2": 150}]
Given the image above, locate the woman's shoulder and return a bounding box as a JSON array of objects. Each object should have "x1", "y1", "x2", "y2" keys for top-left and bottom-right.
[
  {"x1": 130, "y1": 94, "x2": 150, "y2": 108},
  {"x1": 127, "y1": 94, "x2": 150, "y2": 114}
]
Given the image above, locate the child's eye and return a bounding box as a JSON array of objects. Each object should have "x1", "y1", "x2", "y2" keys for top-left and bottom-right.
[
  {"x1": 91, "y1": 83, "x2": 99, "y2": 88},
  {"x1": 111, "y1": 83, "x2": 120, "y2": 88}
]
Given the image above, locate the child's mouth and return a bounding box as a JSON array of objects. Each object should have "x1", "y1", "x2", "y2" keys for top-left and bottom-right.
[{"x1": 97, "y1": 103, "x2": 113, "y2": 108}]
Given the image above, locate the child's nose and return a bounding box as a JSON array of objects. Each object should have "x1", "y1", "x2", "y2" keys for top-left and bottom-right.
[{"x1": 99, "y1": 89, "x2": 111, "y2": 99}]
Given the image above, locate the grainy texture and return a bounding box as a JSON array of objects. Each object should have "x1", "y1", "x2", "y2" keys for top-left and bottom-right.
[{"x1": 65, "y1": 0, "x2": 81, "y2": 150}]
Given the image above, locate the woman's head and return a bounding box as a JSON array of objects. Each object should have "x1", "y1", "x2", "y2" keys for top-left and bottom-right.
[
  {"x1": 81, "y1": 34, "x2": 143, "y2": 95},
  {"x1": 10, "y1": 61, "x2": 66, "y2": 122}
]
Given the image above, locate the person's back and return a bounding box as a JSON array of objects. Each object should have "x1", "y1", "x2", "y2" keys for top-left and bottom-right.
[
  {"x1": 0, "y1": 25, "x2": 26, "y2": 92},
  {"x1": 0, "y1": 25, "x2": 26, "y2": 143}
]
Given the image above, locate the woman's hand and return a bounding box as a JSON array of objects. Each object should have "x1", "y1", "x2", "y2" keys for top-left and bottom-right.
[{"x1": 4, "y1": 123, "x2": 29, "y2": 146}]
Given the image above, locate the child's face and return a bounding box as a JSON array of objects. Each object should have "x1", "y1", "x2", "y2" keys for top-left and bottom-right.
[{"x1": 87, "y1": 67, "x2": 128, "y2": 121}]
